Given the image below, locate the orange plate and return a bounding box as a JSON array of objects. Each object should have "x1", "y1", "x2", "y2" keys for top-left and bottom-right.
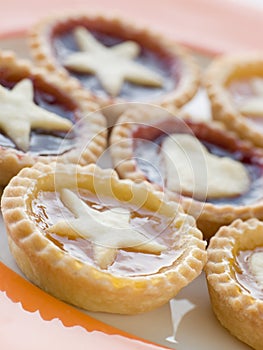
[{"x1": 0, "y1": 261, "x2": 169, "y2": 349}]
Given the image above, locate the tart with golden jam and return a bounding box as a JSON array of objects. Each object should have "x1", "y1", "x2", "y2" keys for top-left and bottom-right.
[
  {"x1": 110, "y1": 105, "x2": 263, "y2": 239},
  {"x1": 29, "y1": 13, "x2": 200, "y2": 122},
  {"x1": 205, "y1": 218, "x2": 263, "y2": 350},
  {"x1": 205, "y1": 53, "x2": 263, "y2": 147},
  {"x1": 1, "y1": 162, "x2": 207, "y2": 314},
  {"x1": 0, "y1": 51, "x2": 106, "y2": 186}
]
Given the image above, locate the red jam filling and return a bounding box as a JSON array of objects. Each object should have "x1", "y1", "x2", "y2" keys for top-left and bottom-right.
[
  {"x1": 132, "y1": 119, "x2": 263, "y2": 206},
  {"x1": 51, "y1": 25, "x2": 180, "y2": 101},
  {"x1": 0, "y1": 75, "x2": 81, "y2": 155}
]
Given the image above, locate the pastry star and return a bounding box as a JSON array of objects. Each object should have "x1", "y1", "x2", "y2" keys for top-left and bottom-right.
[
  {"x1": 0, "y1": 79, "x2": 73, "y2": 152},
  {"x1": 162, "y1": 133, "x2": 249, "y2": 199},
  {"x1": 239, "y1": 78, "x2": 263, "y2": 116},
  {"x1": 49, "y1": 189, "x2": 166, "y2": 269},
  {"x1": 64, "y1": 26, "x2": 163, "y2": 97}
]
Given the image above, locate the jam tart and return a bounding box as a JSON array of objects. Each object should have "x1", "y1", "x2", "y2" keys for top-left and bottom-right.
[
  {"x1": 205, "y1": 218, "x2": 263, "y2": 350},
  {"x1": 1, "y1": 162, "x2": 207, "y2": 314},
  {"x1": 29, "y1": 12, "x2": 200, "y2": 122},
  {"x1": 205, "y1": 52, "x2": 263, "y2": 147},
  {"x1": 110, "y1": 104, "x2": 263, "y2": 239},
  {"x1": 0, "y1": 50, "x2": 107, "y2": 186}
]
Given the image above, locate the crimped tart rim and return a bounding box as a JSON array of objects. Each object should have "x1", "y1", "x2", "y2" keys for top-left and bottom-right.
[
  {"x1": 205, "y1": 218, "x2": 263, "y2": 349},
  {"x1": 109, "y1": 105, "x2": 263, "y2": 228},
  {"x1": 205, "y1": 218, "x2": 263, "y2": 307},
  {"x1": 28, "y1": 11, "x2": 200, "y2": 111},
  {"x1": 0, "y1": 50, "x2": 107, "y2": 184},
  {"x1": 1, "y1": 162, "x2": 207, "y2": 314},
  {"x1": 205, "y1": 52, "x2": 263, "y2": 147}
]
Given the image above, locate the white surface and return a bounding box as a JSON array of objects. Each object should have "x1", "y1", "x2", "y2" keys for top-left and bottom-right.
[
  {"x1": 0, "y1": 36, "x2": 251, "y2": 350},
  {"x1": 231, "y1": 0, "x2": 263, "y2": 8}
]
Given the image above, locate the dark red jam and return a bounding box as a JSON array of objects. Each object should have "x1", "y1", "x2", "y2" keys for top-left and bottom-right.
[
  {"x1": 52, "y1": 28, "x2": 179, "y2": 100},
  {"x1": 0, "y1": 76, "x2": 80, "y2": 155},
  {"x1": 132, "y1": 119, "x2": 263, "y2": 206}
]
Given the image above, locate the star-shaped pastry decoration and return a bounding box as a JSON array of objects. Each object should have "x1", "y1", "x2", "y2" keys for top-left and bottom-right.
[
  {"x1": 48, "y1": 189, "x2": 166, "y2": 269},
  {"x1": 238, "y1": 78, "x2": 263, "y2": 116},
  {"x1": 63, "y1": 26, "x2": 163, "y2": 97},
  {"x1": 0, "y1": 79, "x2": 73, "y2": 152}
]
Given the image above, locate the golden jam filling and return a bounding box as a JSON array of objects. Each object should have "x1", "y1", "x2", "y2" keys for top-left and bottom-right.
[
  {"x1": 31, "y1": 190, "x2": 184, "y2": 277},
  {"x1": 235, "y1": 247, "x2": 263, "y2": 300}
]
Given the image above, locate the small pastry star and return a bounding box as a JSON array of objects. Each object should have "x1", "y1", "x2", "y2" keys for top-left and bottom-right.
[
  {"x1": 48, "y1": 189, "x2": 166, "y2": 269},
  {"x1": 0, "y1": 79, "x2": 73, "y2": 152},
  {"x1": 64, "y1": 26, "x2": 163, "y2": 97},
  {"x1": 239, "y1": 78, "x2": 263, "y2": 116}
]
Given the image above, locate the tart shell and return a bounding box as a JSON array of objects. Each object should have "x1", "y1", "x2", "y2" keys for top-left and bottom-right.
[
  {"x1": 0, "y1": 50, "x2": 107, "y2": 186},
  {"x1": 110, "y1": 105, "x2": 263, "y2": 239},
  {"x1": 205, "y1": 218, "x2": 263, "y2": 350},
  {"x1": 1, "y1": 162, "x2": 207, "y2": 314},
  {"x1": 205, "y1": 52, "x2": 263, "y2": 147},
  {"x1": 29, "y1": 12, "x2": 200, "y2": 119}
]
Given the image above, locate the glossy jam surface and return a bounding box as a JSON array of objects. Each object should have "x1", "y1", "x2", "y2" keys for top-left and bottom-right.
[
  {"x1": 52, "y1": 28, "x2": 179, "y2": 101},
  {"x1": 31, "y1": 190, "x2": 183, "y2": 277},
  {"x1": 235, "y1": 247, "x2": 263, "y2": 300},
  {"x1": 0, "y1": 77, "x2": 79, "y2": 155},
  {"x1": 132, "y1": 120, "x2": 263, "y2": 206}
]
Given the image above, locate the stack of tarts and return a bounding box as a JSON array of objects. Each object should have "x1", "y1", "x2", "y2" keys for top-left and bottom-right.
[
  {"x1": 109, "y1": 50, "x2": 263, "y2": 347},
  {"x1": 0, "y1": 12, "x2": 207, "y2": 316},
  {"x1": 109, "y1": 98, "x2": 263, "y2": 345},
  {"x1": 1, "y1": 10, "x2": 263, "y2": 349},
  {"x1": 204, "y1": 52, "x2": 263, "y2": 350}
]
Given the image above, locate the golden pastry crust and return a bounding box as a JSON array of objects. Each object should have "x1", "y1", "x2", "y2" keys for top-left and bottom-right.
[
  {"x1": 0, "y1": 50, "x2": 107, "y2": 186},
  {"x1": 205, "y1": 52, "x2": 263, "y2": 147},
  {"x1": 29, "y1": 12, "x2": 200, "y2": 116},
  {"x1": 110, "y1": 105, "x2": 263, "y2": 239},
  {"x1": 1, "y1": 162, "x2": 207, "y2": 314},
  {"x1": 205, "y1": 218, "x2": 263, "y2": 350}
]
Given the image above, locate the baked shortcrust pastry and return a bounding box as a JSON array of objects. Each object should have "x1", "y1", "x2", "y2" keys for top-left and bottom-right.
[
  {"x1": 29, "y1": 12, "x2": 200, "y2": 118},
  {"x1": 0, "y1": 51, "x2": 106, "y2": 186},
  {"x1": 110, "y1": 105, "x2": 263, "y2": 239},
  {"x1": 205, "y1": 219, "x2": 263, "y2": 350},
  {"x1": 205, "y1": 52, "x2": 263, "y2": 147},
  {"x1": 1, "y1": 162, "x2": 207, "y2": 314}
]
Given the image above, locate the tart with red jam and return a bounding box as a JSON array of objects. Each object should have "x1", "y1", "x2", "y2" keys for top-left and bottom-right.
[
  {"x1": 1, "y1": 162, "x2": 207, "y2": 314},
  {"x1": 0, "y1": 50, "x2": 106, "y2": 186},
  {"x1": 205, "y1": 53, "x2": 263, "y2": 147},
  {"x1": 29, "y1": 13, "x2": 200, "y2": 122},
  {"x1": 205, "y1": 218, "x2": 263, "y2": 350},
  {"x1": 110, "y1": 105, "x2": 263, "y2": 239}
]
